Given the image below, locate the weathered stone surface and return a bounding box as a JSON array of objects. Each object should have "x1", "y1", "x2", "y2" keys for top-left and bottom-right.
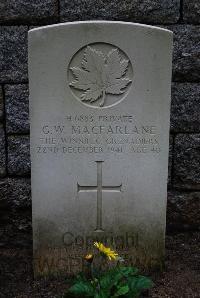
[
  {"x1": 171, "y1": 83, "x2": 200, "y2": 133},
  {"x1": 0, "y1": 26, "x2": 28, "y2": 83},
  {"x1": 5, "y1": 84, "x2": 29, "y2": 134},
  {"x1": 170, "y1": 25, "x2": 200, "y2": 82},
  {"x1": 0, "y1": 125, "x2": 6, "y2": 177},
  {"x1": 0, "y1": 86, "x2": 3, "y2": 121},
  {"x1": 183, "y1": 0, "x2": 200, "y2": 24},
  {"x1": 0, "y1": 178, "x2": 31, "y2": 209},
  {"x1": 0, "y1": 0, "x2": 58, "y2": 24},
  {"x1": 167, "y1": 191, "x2": 200, "y2": 231},
  {"x1": 60, "y1": 0, "x2": 180, "y2": 24},
  {"x1": 8, "y1": 135, "x2": 30, "y2": 176},
  {"x1": 174, "y1": 134, "x2": 200, "y2": 189}
]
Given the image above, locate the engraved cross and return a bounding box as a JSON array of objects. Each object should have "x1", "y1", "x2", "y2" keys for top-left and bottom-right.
[{"x1": 77, "y1": 161, "x2": 122, "y2": 232}]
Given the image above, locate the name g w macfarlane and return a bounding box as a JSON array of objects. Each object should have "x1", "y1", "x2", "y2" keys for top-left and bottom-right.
[{"x1": 71, "y1": 125, "x2": 157, "y2": 135}]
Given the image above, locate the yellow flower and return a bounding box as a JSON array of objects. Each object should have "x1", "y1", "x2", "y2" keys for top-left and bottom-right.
[
  {"x1": 94, "y1": 242, "x2": 118, "y2": 261},
  {"x1": 84, "y1": 253, "x2": 94, "y2": 263}
]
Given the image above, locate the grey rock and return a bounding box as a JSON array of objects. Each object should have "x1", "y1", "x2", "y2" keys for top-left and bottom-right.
[
  {"x1": 168, "y1": 135, "x2": 173, "y2": 187},
  {"x1": 60, "y1": 0, "x2": 180, "y2": 24},
  {"x1": 170, "y1": 25, "x2": 200, "y2": 82},
  {"x1": 0, "y1": 177, "x2": 32, "y2": 248},
  {"x1": 0, "y1": 0, "x2": 58, "y2": 24},
  {"x1": 171, "y1": 83, "x2": 200, "y2": 133},
  {"x1": 5, "y1": 84, "x2": 29, "y2": 134},
  {"x1": 183, "y1": 0, "x2": 200, "y2": 24},
  {"x1": 0, "y1": 86, "x2": 3, "y2": 121},
  {"x1": 0, "y1": 209, "x2": 32, "y2": 248},
  {"x1": 0, "y1": 125, "x2": 6, "y2": 177},
  {"x1": 0, "y1": 178, "x2": 31, "y2": 209},
  {"x1": 167, "y1": 191, "x2": 200, "y2": 231},
  {"x1": 0, "y1": 26, "x2": 28, "y2": 83},
  {"x1": 174, "y1": 134, "x2": 200, "y2": 190},
  {"x1": 8, "y1": 135, "x2": 30, "y2": 176}
]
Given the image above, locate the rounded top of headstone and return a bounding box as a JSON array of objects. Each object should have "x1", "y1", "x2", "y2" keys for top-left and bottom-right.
[{"x1": 28, "y1": 21, "x2": 173, "y2": 37}]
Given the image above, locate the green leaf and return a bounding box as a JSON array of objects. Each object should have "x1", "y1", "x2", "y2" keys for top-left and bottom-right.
[
  {"x1": 114, "y1": 285, "x2": 129, "y2": 296},
  {"x1": 94, "y1": 292, "x2": 109, "y2": 298},
  {"x1": 118, "y1": 266, "x2": 138, "y2": 277},
  {"x1": 68, "y1": 280, "x2": 94, "y2": 296},
  {"x1": 126, "y1": 278, "x2": 139, "y2": 297},
  {"x1": 135, "y1": 276, "x2": 153, "y2": 290},
  {"x1": 126, "y1": 275, "x2": 153, "y2": 297},
  {"x1": 99, "y1": 274, "x2": 112, "y2": 289},
  {"x1": 99, "y1": 268, "x2": 122, "y2": 289}
]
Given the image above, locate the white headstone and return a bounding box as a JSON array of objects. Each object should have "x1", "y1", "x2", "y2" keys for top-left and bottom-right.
[{"x1": 29, "y1": 21, "x2": 173, "y2": 275}]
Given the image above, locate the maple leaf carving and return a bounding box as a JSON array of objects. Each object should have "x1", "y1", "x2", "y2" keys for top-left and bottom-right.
[{"x1": 69, "y1": 46, "x2": 132, "y2": 107}]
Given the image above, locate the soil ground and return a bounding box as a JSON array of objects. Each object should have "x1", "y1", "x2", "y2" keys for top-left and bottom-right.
[{"x1": 0, "y1": 232, "x2": 200, "y2": 298}]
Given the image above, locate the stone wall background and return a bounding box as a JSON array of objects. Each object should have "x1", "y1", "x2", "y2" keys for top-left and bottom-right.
[{"x1": 0, "y1": 0, "x2": 199, "y2": 248}]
